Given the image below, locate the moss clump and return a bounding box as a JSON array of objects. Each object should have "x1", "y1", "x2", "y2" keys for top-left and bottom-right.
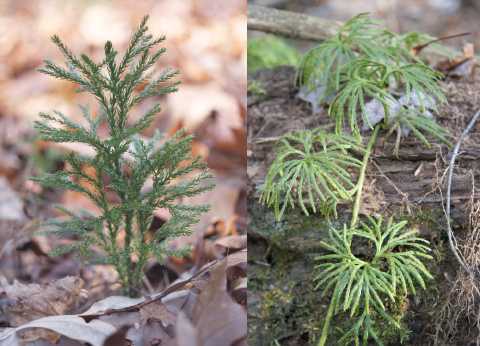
[
  {"x1": 248, "y1": 35, "x2": 301, "y2": 74},
  {"x1": 247, "y1": 80, "x2": 267, "y2": 96}
]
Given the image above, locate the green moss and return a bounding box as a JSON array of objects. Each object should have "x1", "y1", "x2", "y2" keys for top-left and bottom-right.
[
  {"x1": 248, "y1": 257, "x2": 326, "y2": 346},
  {"x1": 402, "y1": 206, "x2": 447, "y2": 264},
  {"x1": 248, "y1": 35, "x2": 300, "y2": 74},
  {"x1": 247, "y1": 80, "x2": 267, "y2": 96},
  {"x1": 249, "y1": 201, "x2": 451, "y2": 345},
  {"x1": 248, "y1": 202, "x2": 336, "y2": 255}
]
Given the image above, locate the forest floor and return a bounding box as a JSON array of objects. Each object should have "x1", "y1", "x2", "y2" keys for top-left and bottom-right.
[{"x1": 0, "y1": 1, "x2": 247, "y2": 345}]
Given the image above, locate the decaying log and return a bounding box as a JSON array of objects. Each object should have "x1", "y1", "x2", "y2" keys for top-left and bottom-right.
[
  {"x1": 247, "y1": 5, "x2": 463, "y2": 60},
  {"x1": 247, "y1": 66, "x2": 480, "y2": 234},
  {"x1": 247, "y1": 5, "x2": 342, "y2": 41}
]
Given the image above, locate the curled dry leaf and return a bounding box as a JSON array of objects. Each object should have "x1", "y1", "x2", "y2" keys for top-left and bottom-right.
[
  {"x1": 80, "y1": 296, "x2": 144, "y2": 316},
  {"x1": 436, "y1": 43, "x2": 477, "y2": 78},
  {"x1": 0, "y1": 276, "x2": 85, "y2": 344},
  {"x1": 0, "y1": 316, "x2": 115, "y2": 346},
  {"x1": 0, "y1": 276, "x2": 84, "y2": 327}
]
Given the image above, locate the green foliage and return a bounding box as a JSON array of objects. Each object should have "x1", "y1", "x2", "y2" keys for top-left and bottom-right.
[
  {"x1": 260, "y1": 129, "x2": 362, "y2": 221},
  {"x1": 248, "y1": 35, "x2": 301, "y2": 74},
  {"x1": 263, "y1": 13, "x2": 451, "y2": 219},
  {"x1": 297, "y1": 14, "x2": 394, "y2": 93},
  {"x1": 386, "y1": 107, "x2": 451, "y2": 156},
  {"x1": 256, "y1": 13, "x2": 444, "y2": 346},
  {"x1": 297, "y1": 13, "x2": 448, "y2": 144},
  {"x1": 32, "y1": 16, "x2": 213, "y2": 296},
  {"x1": 314, "y1": 217, "x2": 433, "y2": 345},
  {"x1": 247, "y1": 80, "x2": 267, "y2": 96}
]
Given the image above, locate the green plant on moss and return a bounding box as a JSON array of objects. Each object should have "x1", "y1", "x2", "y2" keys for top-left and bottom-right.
[
  {"x1": 260, "y1": 129, "x2": 363, "y2": 221},
  {"x1": 248, "y1": 35, "x2": 301, "y2": 74},
  {"x1": 32, "y1": 16, "x2": 213, "y2": 296},
  {"x1": 307, "y1": 119, "x2": 434, "y2": 346},
  {"x1": 296, "y1": 14, "x2": 394, "y2": 93},
  {"x1": 386, "y1": 107, "x2": 451, "y2": 156},
  {"x1": 259, "y1": 12, "x2": 444, "y2": 346},
  {"x1": 314, "y1": 217, "x2": 432, "y2": 346},
  {"x1": 329, "y1": 59, "x2": 445, "y2": 133}
]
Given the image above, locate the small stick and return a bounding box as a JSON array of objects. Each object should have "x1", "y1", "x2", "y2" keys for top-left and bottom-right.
[
  {"x1": 412, "y1": 32, "x2": 472, "y2": 55},
  {"x1": 445, "y1": 109, "x2": 480, "y2": 275}
]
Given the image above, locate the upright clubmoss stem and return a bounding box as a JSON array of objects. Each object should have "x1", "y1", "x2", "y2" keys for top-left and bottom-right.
[
  {"x1": 350, "y1": 125, "x2": 380, "y2": 228},
  {"x1": 317, "y1": 287, "x2": 338, "y2": 346},
  {"x1": 317, "y1": 126, "x2": 380, "y2": 346}
]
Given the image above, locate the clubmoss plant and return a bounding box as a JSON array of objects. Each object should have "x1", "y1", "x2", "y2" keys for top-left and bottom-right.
[
  {"x1": 260, "y1": 129, "x2": 362, "y2": 221},
  {"x1": 32, "y1": 16, "x2": 213, "y2": 296},
  {"x1": 297, "y1": 13, "x2": 449, "y2": 145},
  {"x1": 261, "y1": 15, "x2": 451, "y2": 222},
  {"x1": 315, "y1": 217, "x2": 433, "y2": 346},
  {"x1": 259, "y1": 13, "x2": 445, "y2": 345}
]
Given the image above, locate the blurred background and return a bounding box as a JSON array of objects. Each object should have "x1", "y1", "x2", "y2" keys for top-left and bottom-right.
[
  {"x1": 250, "y1": 0, "x2": 480, "y2": 45},
  {"x1": 0, "y1": 0, "x2": 246, "y2": 301},
  {"x1": 248, "y1": 0, "x2": 480, "y2": 74}
]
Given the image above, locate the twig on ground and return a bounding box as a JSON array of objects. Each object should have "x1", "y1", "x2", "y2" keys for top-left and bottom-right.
[
  {"x1": 80, "y1": 250, "x2": 246, "y2": 320},
  {"x1": 445, "y1": 109, "x2": 480, "y2": 275}
]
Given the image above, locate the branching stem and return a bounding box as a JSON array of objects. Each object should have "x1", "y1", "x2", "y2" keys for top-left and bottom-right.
[{"x1": 350, "y1": 125, "x2": 380, "y2": 228}]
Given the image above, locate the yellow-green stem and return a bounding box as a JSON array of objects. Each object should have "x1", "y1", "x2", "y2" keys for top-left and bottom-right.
[
  {"x1": 350, "y1": 125, "x2": 380, "y2": 228},
  {"x1": 317, "y1": 286, "x2": 338, "y2": 346}
]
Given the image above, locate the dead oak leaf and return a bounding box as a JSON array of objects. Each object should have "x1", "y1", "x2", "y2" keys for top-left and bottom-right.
[{"x1": 190, "y1": 261, "x2": 247, "y2": 346}]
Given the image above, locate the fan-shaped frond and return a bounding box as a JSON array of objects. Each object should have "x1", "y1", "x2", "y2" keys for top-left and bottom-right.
[
  {"x1": 260, "y1": 129, "x2": 362, "y2": 221},
  {"x1": 314, "y1": 217, "x2": 432, "y2": 345}
]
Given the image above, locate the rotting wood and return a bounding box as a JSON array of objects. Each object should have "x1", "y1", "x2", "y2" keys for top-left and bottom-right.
[{"x1": 248, "y1": 67, "x2": 480, "y2": 221}]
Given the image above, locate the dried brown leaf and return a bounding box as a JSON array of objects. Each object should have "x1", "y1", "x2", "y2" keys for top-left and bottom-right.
[
  {"x1": 139, "y1": 301, "x2": 176, "y2": 328},
  {"x1": 191, "y1": 262, "x2": 247, "y2": 346},
  {"x1": 0, "y1": 276, "x2": 84, "y2": 327}
]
